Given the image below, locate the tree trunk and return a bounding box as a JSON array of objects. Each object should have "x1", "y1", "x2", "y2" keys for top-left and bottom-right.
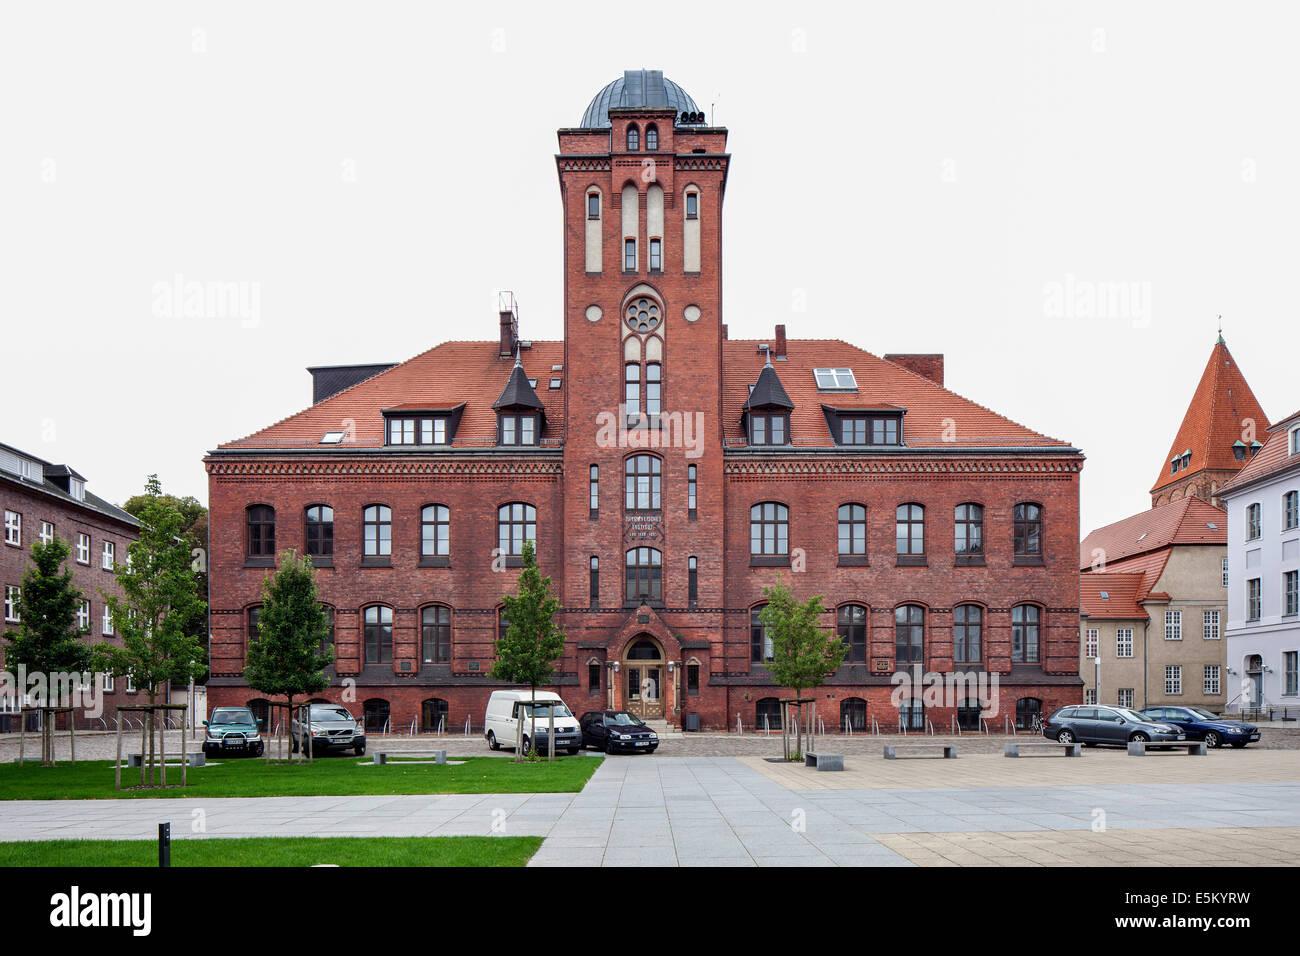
[
  {"x1": 286, "y1": 695, "x2": 295, "y2": 763},
  {"x1": 529, "y1": 686, "x2": 537, "y2": 759}
]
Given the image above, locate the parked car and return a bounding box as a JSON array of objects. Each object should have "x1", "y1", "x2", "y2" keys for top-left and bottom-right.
[
  {"x1": 484, "y1": 690, "x2": 582, "y2": 755},
  {"x1": 1041, "y1": 705, "x2": 1186, "y2": 746},
  {"x1": 202, "y1": 706, "x2": 265, "y2": 757},
  {"x1": 290, "y1": 704, "x2": 366, "y2": 756},
  {"x1": 1140, "y1": 706, "x2": 1260, "y2": 748},
  {"x1": 579, "y1": 710, "x2": 659, "y2": 754}
]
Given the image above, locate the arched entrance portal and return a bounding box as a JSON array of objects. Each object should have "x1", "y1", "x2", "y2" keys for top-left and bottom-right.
[{"x1": 623, "y1": 637, "x2": 664, "y2": 719}]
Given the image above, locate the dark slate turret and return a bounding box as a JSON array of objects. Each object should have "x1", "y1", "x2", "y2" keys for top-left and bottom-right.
[
  {"x1": 742, "y1": 355, "x2": 795, "y2": 413},
  {"x1": 493, "y1": 356, "x2": 546, "y2": 415}
]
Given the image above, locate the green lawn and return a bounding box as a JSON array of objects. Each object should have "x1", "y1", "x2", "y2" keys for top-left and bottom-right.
[
  {"x1": 0, "y1": 836, "x2": 541, "y2": 867},
  {"x1": 0, "y1": 755, "x2": 601, "y2": 800}
]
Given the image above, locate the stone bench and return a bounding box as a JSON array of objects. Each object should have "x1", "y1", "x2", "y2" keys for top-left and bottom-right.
[
  {"x1": 375, "y1": 749, "x2": 446, "y2": 765},
  {"x1": 883, "y1": 743, "x2": 957, "y2": 760},
  {"x1": 126, "y1": 752, "x2": 204, "y2": 767},
  {"x1": 1127, "y1": 739, "x2": 1207, "y2": 756},
  {"x1": 1004, "y1": 741, "x2": 1081, "y2": 758},
  {"x1": 804, "y1": 752, "x2": 844, "y2": 771}
]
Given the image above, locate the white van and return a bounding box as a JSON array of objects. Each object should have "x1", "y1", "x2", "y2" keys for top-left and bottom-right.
[{"x1": 484, "y1": 690, "x2": 582, "y2": 755}]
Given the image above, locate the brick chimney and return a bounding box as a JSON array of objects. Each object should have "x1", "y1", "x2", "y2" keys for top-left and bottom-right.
[
  {"x1": 774, "y1": 324, "x2": 787, "y2": 359},
  {"x1": 498, "y1": 291, "x2": 519, "y2": 357},
  {"x1": 884, "y1": 353, "x2": 944, "y2": 386}
]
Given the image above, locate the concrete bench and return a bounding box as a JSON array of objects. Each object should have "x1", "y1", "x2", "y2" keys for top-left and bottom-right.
[
  {"x1": 1127, "y1": 739, "x2": 1207, "y2": 756},
  {"x1": 804, "y1": 752, "x2": 844, "y2": 771},
  {"x1": 375, "y1": 749, "x2": 447, "y2": 765},
  {"x1": 883, "y1": 743, "x2": 957, "y2": 760},
  {"x1": 1004, "y1": 741, "x2": 1081, "y2": 758},
  {"x1": 125, "y1": 752, "x2": 204, "y2": 767}
]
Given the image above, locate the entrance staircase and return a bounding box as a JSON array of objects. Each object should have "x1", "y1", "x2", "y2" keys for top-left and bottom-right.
[{"x1": 642, "y1": 719, "x2": 682, "y2": 738}]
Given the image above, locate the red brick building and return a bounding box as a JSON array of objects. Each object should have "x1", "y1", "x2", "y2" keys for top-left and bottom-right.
[
  {"x1": 204, "y1": 70, "x2": 1084, "y2": 735},
  {"x1": 0, "y1": 442, "x2": 139, "y2": 729}
]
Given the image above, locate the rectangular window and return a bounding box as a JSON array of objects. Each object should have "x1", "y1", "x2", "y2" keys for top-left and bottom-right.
[
  {"x1": 649, "y1": 238, "x2": 662, "y2": 271},
  {"x1": 813, "y1": 368, "x2": 857, "y2": 390},
  {"x1": 77, "y1": 600, "x2": 90, "y2": 631},
  {"x1": 1286, "y1": 570, "x2": 1299, "y2": 617},
  {"x1": 126, "y1": 675, "x2": 136, "y2": 693},
  {"x1": 1116, "y1": 628, "x2": 1133, "y2": 658},
  {"x1": 1247, "y1": 578, "x2": 1261, "y2": 621},
  {"x1": 102, "y1": 674, "x2": 114, "y2": 693},
  {"x1": 1203, "y1": 609, "x2": 1221, "y2": 640},
  {"x1": 589, "y1": 556, "x2": 599, "y2": 608},
  {"x1": 688, "y1": 556, "x2": 698, "y2": 609},
  {"x1": 624, "y1": 238, "x2": 636, "y2": 271},
  {"x1": 1286, "y1": 651, "x2": 1298, "y2": 696},
  {"x1": 1164, "y1": 665, "x2": 1182, "y2": 696},
  {"x1": 589, "y1": 465, "x2": 599, "y2": 517},
  {"x1": 1085, "y1": 628, "x2": 1098, "y2": 659},
  {"x1": 588, "y1": 662, "x2": 601, "y2": 693},
  {"x1": 1247, "y1": 503, "x2": 1261, "y2": 539},
  {"x1": 1084, "y1": 688, "x2": 1096, "y2": 705},
  {"x1": 3, "y1": 511, "x2": 19, "y2": 546},
  {"x1": 870, "y1": 417, "x2": 900, "y2": 445},
  {"x1": 101, "y1": 541, "x2": 115, "y2": 570},
  {"x1": 840, "y1": 417, "x2": 867, "y2": 445},
  {"x1": 587, "y1": 193, "x2": 600, "y2": 218},
  {"x1": 1117, "y1": 688, "x2": 1134, "y2": 708},
  {"x1": 1203, "y1": 665, "x2": 1221, "y2": 696},
  {"x1": 38, "y1": 521, "x2": 54, "y2": 545},
  {"x1": 1222, "y1": 556, "x2": 1229, "y2": 588},
  {"x1": 77, "y1": 533, "x2": 91, "y2": 564},
  {"x1": 687, "y1": 465, "x2": 697, "y2": 516},
  {"x1": 499, "y1": 414, "x2": 537, "y2": 446},
  {"x1": 687, "y1": 662, "x2": 700, "y2": 695},
  {"x1": 1164, "y1": 610, "x2": 1182, "y2": 641},
  {"x1": 685, "y1": 193, "x2": 698, "y2": 219},
  {"x1": 3, "y1": 586, "x2": 18, "y2": 623},
  {"x1": 1285, "y1": 491, "x2": 1299, "y2": 530},
  {"x1": 102, "y1": 605, "x2": 114, "y2": 635}
]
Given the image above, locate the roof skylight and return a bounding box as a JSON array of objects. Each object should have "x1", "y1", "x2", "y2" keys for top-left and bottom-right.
[
  {"x1": 320, "y1": 431, "x2": 346, "y2": 444},
  {"x1": 814, "y1": 368, "x2": 857, "y2": 390}
]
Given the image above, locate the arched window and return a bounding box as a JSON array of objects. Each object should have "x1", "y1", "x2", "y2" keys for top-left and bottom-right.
[
  {"x1": 624, "y1": 455, "x2": 662, "y2": 511},
  {"x1": 953, "y1": 604, "x2": 982, "y2": 664},
  {"x1": 246, "y1": 698, "x2": 270, "y2": 730},
  {"x1": 305, "y1": 505, "x2": 332, "y2": 558},
  {"x1": 954, "y1": 503, "x2": 983, "y2": 559},
  {"x1": 840, "y1": 697, "x2": 867, "y2": 733},
  {"x1": 626, "y1": 124, "x2": 639, "y2": 151},
  {"x1": 363, "y1": 698, "x2": 390, "y2": 734},
  {"x1": 895, "y1": 604, "x2": 924, "y2": 665},
  {"x1": 1015, "y1": 697, "x2": 1042, "y2": 731},
  {"x1": 1013, "y1": 503, "x2": 1043, "y2": 559},
  {"x1": 751, "y1": 604, "x2": 772, "y2": 663},
  {"x1": 898, "y1": 698, "x2": 925, "y2": 732},
  {"x1": 246, "y1": 505, "x2": 275, "y2": 558},
  {"x1": 627, "y1": 639, "x2": 661, "y2": 660},
  {"x1": 421, "y1": 504, "x2": 449, "y2": 560},
  {"x1": 645, "y1": 124, "x2": 658, "y2": 151},
  {"x1": 364, "y1": 605, "x2": 393, "y2": 664},
  {"x1": 957, "y1": 698, "x2": 983, "y2": 732},
  {"x1": 755, "y1": 697, "x2": 782, "y2": 731},
  {"x1": 421, "y1": 605, "x2": 451, "y2": 664},
  {"x1": 497, "y1": 503, "x2": 537, "y2": 557},
  {"x1": 625, "y1": 547, "x2": 662, "y2": 603},
  {"x1": 421, "y1": 698, "x2": 449, "y2": 734},
  {"x1": 896, "y1": 503, "x2": 924, "y2": 559},
  {"x1": 838, "y1": 503, "x2": 867, "y2": 557},
  {"x1": 1012, "y1": 604, "x2": 1040, "y2": 663},
  {"x1": 363, "y1": 505, "x2": 391, "y2": 558},
  {"x1": 838, "y1": 604, "x2": 868, "y2": 664},
  {"x1": 750, "y1": 502, "x2": 789, "y2": 556},
  {"x1": 625, "y1": 295, "x2": 661, "y2": 333}
]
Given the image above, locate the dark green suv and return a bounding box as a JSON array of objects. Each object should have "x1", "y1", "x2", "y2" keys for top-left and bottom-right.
[{"x1": 202, "y1": 706, "x2": 265, "y2": 757}]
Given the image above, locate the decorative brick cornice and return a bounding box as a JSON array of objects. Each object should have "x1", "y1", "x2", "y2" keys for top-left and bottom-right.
[
  {"x1": 557, "y1": 158, "x2": 611, "y2": 172},
  {"x1": 724, "y1": 457, "x2": 1083, "y2": 479},
  {"x1": 675, "y1": 157, "x2": 725, "y2": 171},
  {"x1": 206, "y1": 458, "x2": 563, "y2": 478}
]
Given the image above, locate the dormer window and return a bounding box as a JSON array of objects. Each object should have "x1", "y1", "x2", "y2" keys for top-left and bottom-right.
[
  {"x1": 1292, "y1": 427, "x2": 1300, "y2": 456},
  {"x1": 387, "y1": 415, "x2": 448, "y2": 446},
  {"x1": 749, "y1": 413, "x2": 787, "y2": 445},
  {"x1": 499, "y1": 413, "x2": 538, "y2": 446},
  {"x1": 836, "y1": 412, "x2": 902, "y2": 446},
  {"x1": 1233, "y1": 440, "x2": 1247, "y2": 461}
]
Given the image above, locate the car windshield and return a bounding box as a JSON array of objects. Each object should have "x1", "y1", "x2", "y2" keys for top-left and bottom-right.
[
  {"x1": 211, "y1": 709, "x2": 254, "y2": 726},
  {"x1": 523, "y1": 702, "x2": 572, "y2": 718},
  {"x1": 1188, "y1": 707, "x2": 1221, "y2": 720},
  {"x1": 1115, "y1": 708, "x2": 1148, "y2": 723},
  {"x1": 606, "y1": 713, "x2": 644, "y2": 726},
  {"x1": 310, "y1": 706, "x2": 355, "y2": 722}
]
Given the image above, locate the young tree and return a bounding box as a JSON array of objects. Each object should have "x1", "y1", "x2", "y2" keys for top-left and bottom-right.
[
  {"x1": 1, "y1": 536, "x2": 91, "y2": 765},
  {"x1": 760, "y1": 576, "x2": 846, "y2": 759},
  {"x1": 243, "y1": 550, "x2": 333, "y2": 762},
  {"x1": 92, "y1": 475, "x2": 207, "y2": 787},
  {"x1": 490, "y1": 540, "x2": 565, "y2": 762}
]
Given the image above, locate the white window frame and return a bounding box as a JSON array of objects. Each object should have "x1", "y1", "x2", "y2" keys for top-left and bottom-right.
[
  {"x1": 1085, "y1": 628, "x2": 1098, "y2": 659},
  {"x1": 813, "y1": 367, "x2": 857, "y2": 390},
  {"x1": 1247, "y1": 578, "x2": 1262, "y2": 621},
  {"x1": 101, "y1": 540, "x2": 115, "y2": 570},
  {"x1": 1084, "y1": 688, "x2": 1097, "y2": 705},
  {"x1": 1164, "y1": 609, "x2": 1182, "y2": 641},
  {"x1": 4, "y1": 511, "x2": 20, "y2": 546},
  {"x1": 1222, "y1": 556, "x2": 1229, "y2": 588},
  {"x1": 102, "y1": 605, "x2": 114, "y2": 636},
  {"x1": 77, "y1": 600, "x2": 90, "y2": 631},
  {"x1": 38, "y1": 521, "x2": 54, "y2": 545},
  {"x1": 1285, "y1": 570, "x2": 1299, "y2": 618},
  {"x1": 101, "y1": 673, "x2": 114, "y2": 693},
  {"x1": 125, "y1": 674, "x2": 136, "y2": 693},
  {"x1": 3, "y1": 586, "x2": 19, "y2": 623},
  {"x1": 1116, "y1": 628, "x2": 1133, "y2": 658},
  {"x1": 77, "y1": 533, "x2": 91, "y2": 564},
  {"x1": 1164, "y1": 665, "x2": 1182, "y2": 696},
  {"x1": 1117, "y1": 688, "x2": 1134, "y2": 708},
  {"x1": 1203, "y1": 609, "x2": 1221, "y2": 640},
  {"x1": 1203, "y1": 664, "x2": 1221, "y2": 696}
]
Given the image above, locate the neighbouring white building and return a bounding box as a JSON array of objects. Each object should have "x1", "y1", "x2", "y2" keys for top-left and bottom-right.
[{"x1": 1221, "y1": 409, "x2": 1300, "y2": 716}]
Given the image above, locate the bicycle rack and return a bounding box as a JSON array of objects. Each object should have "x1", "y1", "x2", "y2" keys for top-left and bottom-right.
[
  {"x1": 871, "y1": 716, "x2": 880, "y2": 736},
  {"x1": 926, "y1": 718, "x2": 935, "y2": 736},
  {"x1": 464, "y1": 715, "x2": 473, "y2": 737},
  {"x1": 736, "y1": 714, "x2": 743, "y2": 735},
  {"x1": 980, "y1": 717, "x2": 990, "y2": 735}
]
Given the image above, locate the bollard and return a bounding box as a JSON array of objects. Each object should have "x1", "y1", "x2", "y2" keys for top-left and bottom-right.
[{"x1": 158, "y1": 822, "x2": 171, "y2": 868}]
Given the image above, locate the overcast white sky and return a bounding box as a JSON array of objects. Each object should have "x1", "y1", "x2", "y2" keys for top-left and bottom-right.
[{"x1": 2, "y1": 1, "x2": 1297, "y2": 535}]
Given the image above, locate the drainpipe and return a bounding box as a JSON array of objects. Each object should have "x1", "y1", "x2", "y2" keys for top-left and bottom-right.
[{"x1": 1142, "y1": 621, "x2": 1149, "y2": 707}]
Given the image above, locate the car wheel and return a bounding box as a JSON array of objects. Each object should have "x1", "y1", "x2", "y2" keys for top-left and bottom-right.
[
  {"x1": 1203, "y1": 731, "x2": 1222, "y2": 749},
  {"x1": 487, "y1": 731, "x2": 499, "y2": 751},
  {"x1": 647, "y1": 747, "x2": 657, "y2": 754},
  {"x1": 1230, "y1": 741, "x2": 1248, "y2": 749},
  {"x1": 522, "y1": 736, "x2": 530, "y2": 755},
  {"x1": 1130, "y1": 732, "x2": 1149, "y2": 743},
  {"x1": 254, "y1": 744, "x2": 264, "y2": 757},
  {"x1": 604, "y1": 740, "x2": 615, "y2": 755},
  {"x1": 353, "y1": 742, "x2": 365, "y2": 756},
  {"x1": 567, "y1": 748, "x2": 580, "y2": 756},
  {"x1": 1056, "y1": 729, "x2": 1074, "y2": 743}
]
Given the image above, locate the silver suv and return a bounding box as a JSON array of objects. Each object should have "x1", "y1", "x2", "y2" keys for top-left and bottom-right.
[{"x1": 290, "y1": 704, "x2": 366, "y2": 756}]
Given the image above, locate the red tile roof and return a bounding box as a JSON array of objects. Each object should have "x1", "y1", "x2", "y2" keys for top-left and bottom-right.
[
  {"x1": 1149, "y1": 338, "x2": 1269, "y2": 494},
  {"x1": 218, "y1": 341, "x2": 566, "y2": 449},
  {"x1": 1219, "y1": 409, "x2": 1300, "y2": 494},
  {"x1": 1079, "y1": 572, "x2": 1149, "y2": 620},
  {"x1": 722, "y1": 340, "x2": 1071, "y2": 448},
  {"x1": 1079, "y1": 496, "x2": 1225, "y2": 571}
]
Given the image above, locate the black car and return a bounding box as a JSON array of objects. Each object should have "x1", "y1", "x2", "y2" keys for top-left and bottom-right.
[
  {"x1": 1139, "y1": 706, "x2": 1260, "y2": 748},
  {"x1": 579, "y1": 711, "x2": 659, "y2": 754}
]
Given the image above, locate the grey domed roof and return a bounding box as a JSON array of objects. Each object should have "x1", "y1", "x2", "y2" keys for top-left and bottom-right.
[{"x1": 579, "y1": 70, "x2": 700, "y2": 128}]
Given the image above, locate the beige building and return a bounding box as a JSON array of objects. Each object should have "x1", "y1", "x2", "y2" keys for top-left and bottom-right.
[{"x1": 1080, "y1": 497, "x2": 1228, "y2": 711}]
